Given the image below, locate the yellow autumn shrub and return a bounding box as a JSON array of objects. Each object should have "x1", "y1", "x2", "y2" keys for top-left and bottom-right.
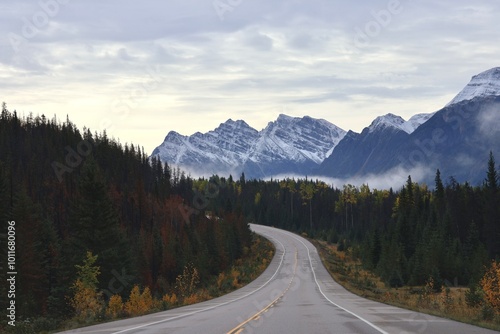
[
  {"x1": 175, "y1": 263, "x2": 200, "y2": 298},
  {"x1": 71, "y1": 279, "x2": 104, "y2": 322},
  {"x1": 230, "y1": 268, "x2": 241, "y2": 288},
  {"x1": 106, "y1": 294, "x2": 123, "y2": 319},
  {"x1": 162, "y1": 293, "x2": 178, "y2": 306},
  {"x1": 216, "y1": 272, "x2": 226, "y2": 289},
  {"x1": 125, "y1": 285, "x2": 154, "y2": 316},
  {"x1": 480, "y1": 260, "x2": 500, "y2": 313}
]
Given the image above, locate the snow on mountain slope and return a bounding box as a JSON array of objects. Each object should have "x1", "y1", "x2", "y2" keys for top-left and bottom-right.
[
  {"x1": 248, "y1": 114, "x2": 346, "y2": 165},
  {"x1": 447, "y1": 67, "x2": 500, "y2": 106},
  {"x1": 368, "y1": 113, "x2": 434, "y2": 134},
  {"x1": 152, "y1": 119, "x2": 259, "y2": 171},
  {"x1": 154, "y1": 67, "x2": 497, "y2": 182},
  {"x1": 152, "y1": 115, "x2": 346, "y2": 178},
  {"x1": 406, "y1": 113, "x2": 435, "y2": 132},
  {"x1": 368, "y1": 113, "x2": 410, "y2": 134}
]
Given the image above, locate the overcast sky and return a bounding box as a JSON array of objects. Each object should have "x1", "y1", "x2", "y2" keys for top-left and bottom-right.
[{"x1": 1, "y1": 0, "x2": 499, "y2": 153}]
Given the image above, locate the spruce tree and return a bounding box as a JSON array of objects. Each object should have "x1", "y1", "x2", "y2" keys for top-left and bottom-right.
[
  {"x1": 0, "y1": 162, "x2": 8, "y2": 220},
  {"x1": 485, "y1": 151, "x2": 498, "y2": 191},
  {"x1": 69, "y1": 157, "x2": 132, "y2": 293},
  {"x1": 435, "y1": 169, "x2": 444, "y2": 199},
  {"x1": 483, "y1": 151, "x2": 500, "y2": 257}
]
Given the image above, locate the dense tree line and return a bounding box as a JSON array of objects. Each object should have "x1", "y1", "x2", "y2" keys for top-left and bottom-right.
[
  {"x1": 0, "y1": 103, "x2": 251, "y2": 327},
  {"x1": 209, "y1": 160, "x2": 500, "y2": 288},
  {"x1": 1, "y1": 102, "x2": 499, "y2": 328}
]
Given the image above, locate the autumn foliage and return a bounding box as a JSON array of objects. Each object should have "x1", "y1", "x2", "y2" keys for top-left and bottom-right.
[
  {"x1": 70, "y1": 280, "x2": 104, "y2": 323},
  {"x1": 480, "y1": 261, "x2": 500, "y2": 313},
  {"x1": 162, "y1": 293, "x2": 178, "y2": 307},
  {"x1": 124, "y1": 285, "x2": 154, "y2": 317},
  {"x1": 175, "y1": 263, "x2": 200, "y2": 299},
  {"x1": 106, "y1": 295, "x2": 124, "y2": 319},
  {"x1": 0, "y1": 106, "x2": 253, "y2": 329},
  {"x1": 70, "y1": 252, "x2": 104, "y2": 323}
]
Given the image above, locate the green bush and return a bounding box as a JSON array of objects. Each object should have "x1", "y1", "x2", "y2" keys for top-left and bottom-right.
[
  {"x1": 32, "y1": 317, "x2": 61, "y2": 333},
  {"x1": 465, "y1": 285, "x2": 484, "y2": 308},
  {"x1": 481, "y1": 304, "x2": 495, "y2": 321}
]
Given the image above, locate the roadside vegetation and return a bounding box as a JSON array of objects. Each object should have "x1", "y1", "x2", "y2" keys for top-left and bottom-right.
[
  {"x1": 0, "y1": 105, "x2": 274, "y2": 333},
  {"x1": 9, "y1": 234, "x2": 274, "y2": 333},
  {"x1": 313, "y1": 239, "x2": 500, "y2": 331},
  {"x1": 2, "y1": 104, "x2": 499, "y2": 333}
]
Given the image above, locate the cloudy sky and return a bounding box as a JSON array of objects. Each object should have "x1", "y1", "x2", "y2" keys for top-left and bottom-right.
[{"x1": 1, "y1": 0, "x2": 499, "y2": 153}]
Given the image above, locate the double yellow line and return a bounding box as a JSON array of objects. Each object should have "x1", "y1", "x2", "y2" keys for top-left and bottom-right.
[{"x1": 227, "y1": 250, "x2": 298, "y2": 334}]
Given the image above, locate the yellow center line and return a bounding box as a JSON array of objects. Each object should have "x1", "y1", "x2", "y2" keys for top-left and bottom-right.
[{"x1": 227, "y1": 250, "x2": 298, "y2": 334}]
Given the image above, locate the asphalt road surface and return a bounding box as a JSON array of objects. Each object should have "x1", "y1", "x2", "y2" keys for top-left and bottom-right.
[{"x1": 59, "y1": 224, "x2": 499, "y2": 334}]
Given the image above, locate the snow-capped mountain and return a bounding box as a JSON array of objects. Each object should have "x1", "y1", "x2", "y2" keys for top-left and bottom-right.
[
  {"x1": 447, "y1": 67, "x2": 500, "y2": 106},
  {"x1": 152, "y1": 115, "x2": 346, "y2": 178},
  {"x1": 154, "y1": 67, "x2": 499, "y2": 184},
  {"x1": 320, "y1": 67, "x2": 500, "y2": 185},
  {"x1": 318, "y1": 113, "x2": 431, "y2": 178},
  {"x1": 368, "y1": 113, "x2": 434, "y2": 134},
  {"x1": 152, "y1": 119, "x2": 259, "y2": 176},
  {"x1": 248, "y1": 115, "x2": 345, "y2": 164},
  {"x1": 153, "y1": 111, "x2": 435, "y2": 180},
  {"x1": 406, "y1": 113, "x2": 436, "y2": 132},
  {"x1": 242, "y1": 115, "x2": 346, "y2": 178}
]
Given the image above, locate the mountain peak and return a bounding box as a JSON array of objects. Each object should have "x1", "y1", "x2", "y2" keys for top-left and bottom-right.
[
  {"x1": 447, "y1": 67, "x2": 500, "y2": 106},
  {"x1": 152, "y1": 114, "x2": 346, "y2": 178},
  {"x1": 368, "y1": 113, "x2": 409, "y2": 133},
  {"x1": 219, "y1": 118, "x2": 252, "y2": 128},
  {"x1": 164, "y1": 130, "x2": 185, "y2": 141},
  {"x1": 368, "y1": 112, "x2": 434, "y2": 134},
  {"x1": 277, "y1": 114, "x2": 293, "y2": 122}
]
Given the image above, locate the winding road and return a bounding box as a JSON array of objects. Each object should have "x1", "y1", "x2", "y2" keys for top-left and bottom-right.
[{"x1": 59, "y1": 224, "x2": 498, "y2": 334}]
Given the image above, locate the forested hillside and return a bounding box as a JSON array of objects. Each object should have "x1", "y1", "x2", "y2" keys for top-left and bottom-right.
[
  {"x1": 209, "y1": 163, "x2": 500, "y2": 288},
  {"x1": 1, "y1": 102, "x2": 499, "y2": 331},
  {"x1": 0, "y1": 104, "x2": 251, "y2": 330}
]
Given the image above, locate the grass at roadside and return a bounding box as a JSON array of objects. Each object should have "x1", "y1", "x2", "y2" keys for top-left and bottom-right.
[
  {"x1": 161, "y1": 232, "x2": 275, "y2": 308},
  {"x1": 311, "y1": 239, "x2": 500, "y2": 332}
]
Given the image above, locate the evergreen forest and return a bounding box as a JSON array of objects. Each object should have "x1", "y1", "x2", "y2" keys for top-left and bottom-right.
[{"x1": 0, "y1": 103, "x2": 499, "y2": 330}]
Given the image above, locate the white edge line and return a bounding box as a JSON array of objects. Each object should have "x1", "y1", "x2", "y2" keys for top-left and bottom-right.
[
  {"x1": 110, "y1": 228, "x2": 286, "y2": 334},
  {"x1": 285, "y1": 231, "x2": 390, "y2": 334}
]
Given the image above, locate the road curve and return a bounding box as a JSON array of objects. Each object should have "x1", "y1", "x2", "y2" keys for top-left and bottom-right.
[{"x1": 59, "y1": 224, "x2": 498, "y2": 334}]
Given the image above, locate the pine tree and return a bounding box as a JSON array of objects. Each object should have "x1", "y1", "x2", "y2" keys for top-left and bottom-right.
[
  {"x1": 0, "y1": 162, "x2": 8, "y2": 220},
  {"x1": 483, "y1": 151, "x2": 500, "y2": 257},
  {"x1": 435, "y1": 169, "x2": 444, "y2": 199},
  {"x1": 300, "y1": 182, "x2": 316, "y2": 229},
  {"x1": 0, "y1": 163, "x2": 10, "y2": 320},
  {"x1": 485, "y1": 151, "x2": 498, "y2": 191},
  {"x1": 406, "y1": 175, "x2": 414, "y2": 205},
  {"x1": 69, "y1": 157, "x2": 132, "y2": 292},
  {"x1": 12, "y1": 190, "x2": 45, "y2": 317}
]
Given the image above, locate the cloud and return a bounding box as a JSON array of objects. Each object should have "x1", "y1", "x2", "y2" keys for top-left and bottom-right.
[
  {"x1": 267, "y1": 164, "x2": 434, "y2": 190},
  {"x1": 477, "y1": 101, "x2": 500, "y2": 141},
  {"x1": 245, "y1": 32, "x2": 274, "y2": 51},
  {"x1": 0, "y1": 0, "x2": 499, "y2": 155}
]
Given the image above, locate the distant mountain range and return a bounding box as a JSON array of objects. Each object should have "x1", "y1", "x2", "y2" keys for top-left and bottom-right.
[
  {"x1": 152, "y1": 114, "x2": 346, "y2": 178},
  {"x1": 152, "y1": 67, "x2": 500, "y2": 185}
]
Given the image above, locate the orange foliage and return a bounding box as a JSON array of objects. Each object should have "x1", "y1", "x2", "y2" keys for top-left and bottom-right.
[
  {"x1": 124, "y1": 285, "x2": 154, "y2": 316},
  {"x1": 70, "y1": 279, "x2": 104, "y2": 322},
  {"x1": 230, "y1": 268, "x2": 241, "y2": 289},
  {"x1": 480, "y1": 260, "x2": 500, "y2": 313},
  {"x1": 175, "y1": 264, "x2": 200, "y2": 298},
  {"x1": 216, "y1": 272, "x2": 226, "y2": 290},
  {"x1": 106, "y1": 294, "x2": 124, "y2": 319},
  {"x1": 162, "y1": 293, "x2": 178, "y2": 306},
  {"x1": 182, "y1": 290, "x2": 211, "y2": 306}
]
